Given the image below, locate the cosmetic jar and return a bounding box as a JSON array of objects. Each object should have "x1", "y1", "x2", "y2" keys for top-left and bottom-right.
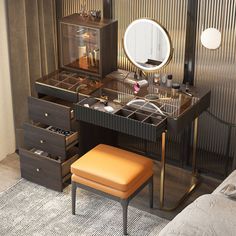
[
  {"x1": 166, "y1": 74, "x2": 173, "y2": 88},
  {"x1": 171, "y1": 83, "x2": 180, "y2": 97}
]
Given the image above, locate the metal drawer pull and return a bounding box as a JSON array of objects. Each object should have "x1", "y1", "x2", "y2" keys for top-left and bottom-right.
[
  {"x1": 36, "y1": 168, "x2": 40, "y2": 172},
  {"x1": 44, "y1": 112, "x2": 49, "y2": 117},
  {"x1": 40, "y1": 140, "x2": 45, "y2": 144}
]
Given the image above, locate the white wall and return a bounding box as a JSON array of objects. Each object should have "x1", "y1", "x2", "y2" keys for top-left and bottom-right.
[{"x1": 0, "y1": 0, "x2": 16, "y2": 161}]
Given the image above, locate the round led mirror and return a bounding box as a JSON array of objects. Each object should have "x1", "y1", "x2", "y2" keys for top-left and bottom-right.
[{"x1": 123, "y1": 18, "x2": 173, "y2": 72}]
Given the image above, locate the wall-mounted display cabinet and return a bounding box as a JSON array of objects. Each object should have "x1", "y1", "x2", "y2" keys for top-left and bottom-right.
[{"x1": 59, "y1": 14, "x2": 118, "y2": 78}]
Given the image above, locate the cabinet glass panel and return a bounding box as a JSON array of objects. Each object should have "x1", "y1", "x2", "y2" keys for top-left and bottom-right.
[{"x1": 61, "y1": 23, "x2": 100, "y2": 74}]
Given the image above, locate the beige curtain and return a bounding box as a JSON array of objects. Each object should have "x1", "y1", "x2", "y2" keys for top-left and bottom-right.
[{"x1": 7, "y1": 0, "x2": 58, "y2": 148}]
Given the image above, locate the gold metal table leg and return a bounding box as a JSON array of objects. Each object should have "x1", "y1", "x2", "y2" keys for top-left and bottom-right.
[{"x1": 159, "y1": 117, "x2": 200, "y2": 211}]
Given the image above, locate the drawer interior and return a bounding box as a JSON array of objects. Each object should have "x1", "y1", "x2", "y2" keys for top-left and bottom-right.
[
  {"x1": 32, "y1": 122, "x2": 79, "y2": 146},
  {"x1": 25, "y1": 146, "x2": 78, "y2": 165}
]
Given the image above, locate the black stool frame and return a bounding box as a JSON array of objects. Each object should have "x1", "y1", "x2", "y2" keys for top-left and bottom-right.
[{"x1": 72, "y1": 175, "x2": 153, "y2": 235}]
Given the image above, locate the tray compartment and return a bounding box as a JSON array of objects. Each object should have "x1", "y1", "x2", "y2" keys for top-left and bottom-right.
[
  {"x1": 115, "y1": 109, "x2": 133, "y2": 117},
  {"x1": 129, "y1": 112, "x2": 147, "y2": 122},
  {"x1": 76, "y1": 103, "x2": 167, "y2": 142}
]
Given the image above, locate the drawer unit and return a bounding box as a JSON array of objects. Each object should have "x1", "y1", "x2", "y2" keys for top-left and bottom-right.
[
  {"x1": 24, "y1": 123, "x2": 78, "y2": 161},
  {"x1": 19, "y1": 147, "x2": 78, "y2": 192},
  {"x1": 28, "y1": 96, "x2": 75, "y2": 130}
]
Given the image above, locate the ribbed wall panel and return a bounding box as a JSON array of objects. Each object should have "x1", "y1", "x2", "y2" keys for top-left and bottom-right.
[
  {"x1": 62, "y1": 0, "x2": 103, "y2": 17},
  {"x1": 195, "y1": 0, "x2": 236, "y2": 164}
]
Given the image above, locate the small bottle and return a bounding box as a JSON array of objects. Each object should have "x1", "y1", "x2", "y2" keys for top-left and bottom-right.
[
  {"x1": 166, "y1": 74, "x2": 173, "y2": 88},
  {"x1": 161, "y1": 74, "x2": 168, "y2": 85}
]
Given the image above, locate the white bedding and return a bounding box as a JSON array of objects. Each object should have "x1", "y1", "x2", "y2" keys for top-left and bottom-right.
[
  {"x1": 159, "y1": 194, "x2": 236, "y2": 236},
  {"x1": 159, "y1": 170, "x2": 236, "y2": 236}
]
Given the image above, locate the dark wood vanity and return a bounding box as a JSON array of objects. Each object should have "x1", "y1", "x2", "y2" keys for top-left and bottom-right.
[
  {"x1": 19, "y1": 14, "x2": 210, "y2": 210},
  {"x1": 19, "y1": 15, "x2": 118, "y2": 192}
]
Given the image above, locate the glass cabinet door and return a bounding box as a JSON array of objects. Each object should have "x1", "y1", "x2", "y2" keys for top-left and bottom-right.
[{"x1": 61, "y1": 23, "x2": 100, "y2": 74}]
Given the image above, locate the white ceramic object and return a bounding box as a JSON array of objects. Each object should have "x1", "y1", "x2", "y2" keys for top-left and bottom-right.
[{"x1": 201, "y1": 28, "x2": 221, "y2": 50}]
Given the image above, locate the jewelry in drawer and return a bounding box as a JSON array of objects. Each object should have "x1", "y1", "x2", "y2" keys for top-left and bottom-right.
[
  {"x1": 24, "y1": 122, "x2": 78, "y2": 161},
  {"x1": 19, "y1": 147, "x2": 78, "y2": 192},
  {"x1": 28, "y1": 96, "x2": 75, "y2": 130}
]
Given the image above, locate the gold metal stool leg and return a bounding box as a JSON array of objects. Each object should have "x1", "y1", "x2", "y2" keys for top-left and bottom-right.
[{"x1": 159, "y1": 118, "x2": 200, "y2": 211}]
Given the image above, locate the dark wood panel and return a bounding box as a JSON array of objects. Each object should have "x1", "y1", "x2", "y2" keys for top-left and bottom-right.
[
  {"x1": 28, "y1": 96, "x2": 72, "y2": 130},
  {"x1": 19, "y1": 148, "x2": 63, "y2": 191},
  {"x1": 61, "y1": 154, "x2": 78, "y2": 177},
  {"x1": 24, "y1": 122, "x2": 67, "y2": 159}
]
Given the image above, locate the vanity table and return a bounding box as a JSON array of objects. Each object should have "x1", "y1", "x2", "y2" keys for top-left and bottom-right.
[
  {"x1": 75, "y1": 70, "x2": 210, "y2": 210},
  {"x1": 19, "y1": 15, "x2": 211, "y2": 210}
]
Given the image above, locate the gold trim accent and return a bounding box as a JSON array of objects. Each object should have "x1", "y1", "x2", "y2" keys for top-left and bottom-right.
[{"x1": 159, "y1": 118, "x2": 200, "y2": 211}]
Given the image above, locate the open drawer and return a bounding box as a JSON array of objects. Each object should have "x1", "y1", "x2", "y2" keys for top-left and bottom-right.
[
  {"x1": 19, "y1": 147, "x2": 78, "y2": 192},
  {"x1": 24, "y1": 122, "x2": 78, "y2": 160},
  {"x1": 28, "y1": 96, "x2": 76, "y2": 130}
]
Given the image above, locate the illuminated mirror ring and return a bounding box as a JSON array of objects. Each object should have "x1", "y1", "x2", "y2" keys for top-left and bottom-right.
[{"x1": 123, "y1": 18, "x2": 172, "y2": 72}]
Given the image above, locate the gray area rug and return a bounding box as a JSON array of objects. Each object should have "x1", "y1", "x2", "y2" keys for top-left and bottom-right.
[{"x1": 0, "y1": 180, "x2": 169, "y2": 236}]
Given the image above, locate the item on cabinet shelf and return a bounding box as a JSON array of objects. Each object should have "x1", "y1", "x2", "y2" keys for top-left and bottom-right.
[
  {"x1": 166, "y1": 75, "x2": 173, "y2": 88},
  {"x1": 31, "y1": 148, "x2": 59, "y2": 161},
  {"x1": 133, "y1": 82, "x2": 140, "y2": 94},
  {"x1": 33, "y1": 149, "x2": 48, "y2": 156},
  {"x1": 185, "y1": 81, "x2": 190, "y2": 92},
  {"x1": 75, "y1": 84, "x2": 88, "y2": 93},
  {"x1": 145, "y1": 94, "x2": 159, "y2": 102},
  {"x1": 93, "y1": 49, "x2": 99, "y2": 66},
  {"x1": 78, "y1": 45, "x2": 87, "y2": 59},
  {"x1": 181, "y1": 90, "x2": 193, "y2": 97},
  {"x1": 88, "y1": 52, "x2": 95, "y2": 67},
  {"x1": 46, "y1": 126, "x2": 74, "y2": 137},
  {"x1": 171, "y1": 83, "x2": 180, "y2": 97},
  {"x1": 161, "y1": 74, "x2": 168, "y2": 85},
  {"x1": 89, "y1": 10, "x2": 101, "y2": 19},
  {"x1": 104, "y1": 106, "x2": 114, "y2": 113},
  {"x1": 153, "y1": 74, "x2": 161, "y2": 85},
  {"x1": 137, "y1": 79, "x2": 148, "y2": 87}
]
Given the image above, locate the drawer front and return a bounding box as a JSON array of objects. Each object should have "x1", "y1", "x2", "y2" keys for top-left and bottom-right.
[
  {"x1": 28, "y1": 96, "x2": 72, "y2": 130},
  {"x1": 24, "y1": 123, "x2": 67, "y2": 159},
  {"x1": 19, "y1": 148, "x2": 62, "y2": 191}
]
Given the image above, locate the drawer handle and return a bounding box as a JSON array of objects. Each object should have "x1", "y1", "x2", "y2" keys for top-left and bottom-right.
[
  {"x1": 40, "y1": 140, "x2": 45, "y2": 144},
  {"x1": 36, "y1": 168, "x2": 40, "y2": 172},
  {"x1": 44, "y1": 112, "x2": 49, "y2": 117}
]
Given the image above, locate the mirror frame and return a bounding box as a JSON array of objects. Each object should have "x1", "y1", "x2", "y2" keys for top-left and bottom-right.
[{"x1": 123, "y1": 18, "x2": 173, "y2": 72}]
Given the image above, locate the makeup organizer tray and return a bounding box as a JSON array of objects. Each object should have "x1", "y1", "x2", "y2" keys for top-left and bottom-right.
[
  {"x1": 76, "y1": 94, "x2": 167, "y2": 142},
  {"x1": 35, "y1": 70, "x2": 103, "y2": 102}
]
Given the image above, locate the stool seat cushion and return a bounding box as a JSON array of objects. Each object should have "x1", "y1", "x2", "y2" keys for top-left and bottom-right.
[
  {"x1": 71, "y1": 144, "x2": 153, "y2": 192},
  {"x1": 72, "y1": 171, "x2": 152, "y2": 199}
]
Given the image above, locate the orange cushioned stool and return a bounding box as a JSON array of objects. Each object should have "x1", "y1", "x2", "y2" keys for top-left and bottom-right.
[{"x1": 71, "y1": 144, "x2": 154, "y2": 235}]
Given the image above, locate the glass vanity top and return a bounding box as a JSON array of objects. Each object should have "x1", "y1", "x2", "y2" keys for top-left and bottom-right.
[{"x1": 36, "y1": 69, "x2": 200, "y2": 119}]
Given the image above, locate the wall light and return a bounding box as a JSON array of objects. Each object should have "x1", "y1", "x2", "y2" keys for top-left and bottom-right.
[{"x1": 201, "y1": 28, "x2": 221, "y2": 50}]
